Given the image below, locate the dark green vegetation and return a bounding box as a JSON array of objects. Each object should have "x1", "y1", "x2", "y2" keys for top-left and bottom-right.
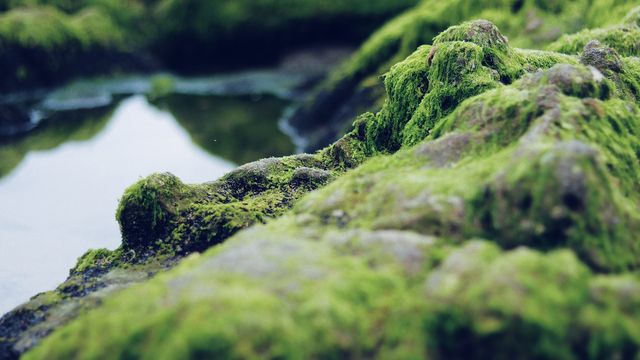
[
  {"x1": 3, "y1": 0, "x2": 640, "y2": 359},
  {"x1": 0, "y1": 0, "x2": 418, "y2": 93}
]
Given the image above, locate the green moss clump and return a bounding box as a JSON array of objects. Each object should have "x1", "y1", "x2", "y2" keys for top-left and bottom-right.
[
  {"x1": 115, "y1": 155, "x2": 336, "y2": 257},
  {"x1": 23, "y1": 236, "x2": 640, "y2": 359},
  {"x1": 298, "y1": 51, "x2": 640, "y2": 271},
  {"x1": 0, "y1": 4, "x2": 127, "y2": 49},
  {"x1": 0, "y1": 2, "x2": 136, "y2": 91},
  {"x1": 361, "y1": 20, "x2": 582, "y2": 153},
  {"x1": 0, "y1": 6, "x2": 74, "y2": 48},
  {"x1": 363, "y1": 45, "x2": 432, "y2": 153},
  {"x1": 398, "y1": 39, "x2": 500, "y2": 147},
  {"x1": 116, "y1": 172, "x2": 188, "y2": 250},
  {"x1": 68, "y1": 6, "x2": 126, "y2": 48}
]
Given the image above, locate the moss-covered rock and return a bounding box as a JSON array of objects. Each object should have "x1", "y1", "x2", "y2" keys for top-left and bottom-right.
[
  {"x1": 7, "y1": 13, "x2": 640, "y2": 360},
  {"x1": 0, "y1": 248, "x2": 175, "y2": 359},
  {"x1": 116, "y1": 154, "x2": 337, "y2": 256},
  {"x1": 288, "y1": 0, "x2": 640, "y2": 152},
  {"x1": 22, "y1": 236, "x2": 640, "y2": 359},
  {"x1": 422, "y1": 241, "x2": 640, "y2": 359},
  {"x1": 298, "y1": 42, "x2": 640, "y2": 270}
]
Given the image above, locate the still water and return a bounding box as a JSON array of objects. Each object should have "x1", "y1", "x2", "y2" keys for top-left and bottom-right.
[{"x1": 0, "y1": 88, "x2": 294, "y2": 313}]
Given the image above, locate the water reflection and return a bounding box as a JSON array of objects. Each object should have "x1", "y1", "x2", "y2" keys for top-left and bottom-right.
[
  {"x1": 0, "y1": 93, "x2": 292, "y2": 313},
  {"x1": 154, "y1": 94, "x2": 294, "y2": 164},
  {"x1": 0, "y1": 106, "x2": 115, "y2": 177}
]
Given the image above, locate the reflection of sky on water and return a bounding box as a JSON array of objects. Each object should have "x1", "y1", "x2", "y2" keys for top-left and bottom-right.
[{"x1": 0, "y1": 96, "x2": 236, "y2": 314}]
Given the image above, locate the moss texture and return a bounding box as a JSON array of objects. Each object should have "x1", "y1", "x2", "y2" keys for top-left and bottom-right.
[
  {"x1": 116, "y1": 154, "x2": 336, "y2": 257},
  {"x1": 13, "y1": 13, "x2": 640, "y2": 359},
  {"x1": 288, "y1": 0, "x2": 640, "y2": 152}
]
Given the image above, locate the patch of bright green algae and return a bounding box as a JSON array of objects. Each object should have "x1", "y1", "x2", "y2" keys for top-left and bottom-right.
[{"x1": 22, "y1": 13, "x2": 640, "y2": 358}]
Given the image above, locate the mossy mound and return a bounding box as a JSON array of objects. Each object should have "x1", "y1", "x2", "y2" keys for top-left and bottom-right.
[
  {"x1": 288, "y1": 0, "x2": 640, "y2": 152},
  {"x1": 116, "y1": 154, "x2": 336, "y2": 257},
  {"x1": 300, "y1": 24, "x2": 640, "y2": 270},
  {"x1": 13, "y1": 16, "x2": 640, "y2": 358}
]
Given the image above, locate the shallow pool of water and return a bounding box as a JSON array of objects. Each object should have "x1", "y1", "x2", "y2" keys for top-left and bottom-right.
[{"x1": 0, "y1": 91, "x2": 294, "y2": 313}]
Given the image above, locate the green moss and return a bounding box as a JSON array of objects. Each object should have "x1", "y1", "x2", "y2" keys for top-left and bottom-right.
[
  {"x1": 579, "y1": 275, "x2": 640, "y2": 358},
  {"x1": 0, "y1": 4, "x2": 127, "y2": 49},
  {"x1": 297, "y1": 48, "x2": 640, "y2": 270},
  {"x1": 289, "y1": 0, "x2": 639, "y2": 151},
  {"x1": 400, "y1": 40, "x2": 500, "y2": 147},
  {"x1": 364, "y1": 45, "x2": 432, "y2": 153},
  {"x1": 68, "y1": 6, "x2": 126, "y2": 48},
  {"x1": 147, "y1": 74, "x2": 175, "y2": 100},
  {"x1": 116, "y1": 172, "x2": 188, "y2": 250},
  {"x1": 362, "y1": 20, "x2": 582, "y2": 152},
  {"x1": 24, "y1": 235, "x2": 640, "y2": 359},
  {"x1": 25, "y1": 233, "x2": 410, "y2": 359},
  {"x1": 423, "y1": 242, "x2": 590, "y2": 359},
  {"x1": 115, "y1": 155, "x2": 335, "y2": 256},
  {"x1": 421, "y1": 242, "x2": 640, "y2": 359},
  {"x1": 68, "y1": 248, "x2": 128, "y2": 275},
  {"x1": 318, "y1": 112, "x2": 375, "y2": 170}
]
